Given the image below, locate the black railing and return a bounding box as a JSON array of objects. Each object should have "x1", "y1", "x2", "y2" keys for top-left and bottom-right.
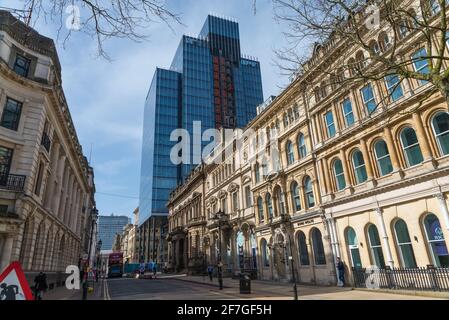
[
  {"x1": 352, "y1": 266, "x2": 449, "y2": 292},
  {"x1": 0, "y1": 173, "x2": 26, "y2": 191},
  {"x1": 41, "y1": 131, "x2": 51, "y2": 152}
]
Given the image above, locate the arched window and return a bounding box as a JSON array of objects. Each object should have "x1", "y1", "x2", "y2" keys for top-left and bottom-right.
[
  {"x1": 311, "y1": 228, "x2": 326, "y2": 265},
  {"x1": 254, "y1": 162, "x2": 260, "y2": 183},
  {"x1": 286, "y1": 140, "x2": 295, "y2": 165},
  {"x1": 266, "y1": 193, "x2": 273, "y2": 219},
  {"x1": 288, "y1": 109, "x2": 294, "y2": 123},
  {"x1": 257, "y1": 196, "x2": 264, "y2": 222},
  {"x1": 297, "y1": 134, "x2": 307, "y2": 158},
  {"x1": 352, "y1": 149, "x2": 368, "y2": 184},
  {"x1": 374, "y1": 140, "x2": 393, "y2": 176},
  {"x1": 355, "y1": 51, "x2": 366, "y2": 70},
  {"x1": 398, "y1": 20, "x2": 409, "y2": 39},
  {"x1": 320, "y1": 82, "x2": 327, "y2": 98},
  {"x1": 276, "y1": 187, "x2": 286, "y2": 215},
  {"x1": 369, "y1": 40, "x2": 380, "y2": 55},
  {"x1": 261, "y1": 158, "x2": 269, "y2": 178},
  {"x1": 291, "y1": 181, "x2": 301, "y2": 212},
  {"x1": 379, "y1": 32, "x2": 392, "y2": 51},
  {"x1": 423, "y1": 214, "x2": 449, "y2": 267},
  {"x1": 333, "y1": 159, "x2": 346, "y2": 191},
  {"x1": 297, "y1": 231, "x2": 310, "y2": 265},
  {"x1": 431, "y1": 112, "x2": 449, "y2": 156},
  {"x1": 261, "y1": 239, "x2": 270, "y2": 267},
  {"x1": 304, "y1": 176, "x2": 315, "y2": 208},
  {"x1": 348, "y1": 58, "x2": 356, "y2": 76},
  {"x1": 367, "y1": 224, "x2": 386, "y2": 268},
  {"x1": 283, "y1": 113, "x2": 289, "y2": 128},
  {"x1": 314, "y1": 86, "x2": 321, "y2": 102},
  {"x1": 400, "y1": 127, "x2": 424, "y2": 167},
  {"x1": 394, "y1": 219, "x2": 417, "y2": 268},
  {"x1": 346, "y1": 227, "x2": 362, "y2": 268}
]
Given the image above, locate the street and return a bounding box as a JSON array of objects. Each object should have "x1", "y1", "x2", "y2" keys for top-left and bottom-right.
[
  {"x1": 88, "y1": 276, "x2": 445, "y2": 300},
  {"x1": 105, "y1": 278, "x2": 251, "y2": 300}
]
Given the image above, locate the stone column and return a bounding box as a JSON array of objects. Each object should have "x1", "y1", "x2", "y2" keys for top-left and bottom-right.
[
  {"x1": 37, "y1": 229, "x2": 49, "y2": 271},
  {"x1": 68, "y1": 179, "x2": 77, "y2": 229},
  {"x1": 340, "y1": 149, "x2": 351, "y2": 188},
  {"x1": 322, "y1": 157, "x2": 332, "y2": 193},
  {"x1": 316, "y1": 114, "x2": 324, "y2": 142},
  {"x1": 52, "y1": 155, "x2": 66, "y2": 216},
  {"x1": 44, "y1": 143, "x2": 60, "y2": 209},
  {"x1": 375, "y1": 208, "x2": 394, "y2": 267},
  {"x1": 311, "y1": 116, "x2": 320, "y2": 145},
  {"x1": 331, "y1": 104, "x2": 341, "y2": 133},
  {"x1": 0, "y1": 235, "x2": 14, "y2": 271},
  {"x1": 73, "y1": 188, "x2": 81, "y2": 233},
  {"x1": 384, "y1": 127, "x2": 400, "y2": 171},
  {"x1": 436, "y1": 193, "x2": 449, "y2": 232},
  {"x1": 59, "y1": 168, "x2": 70, "y2": 223},
  {"x1": 412, "y1": 112, "x2": 433, "y2": 161},
  {"x1": 360, "y1": 139, "x2": 374, "y2": 180},
  {"x1": 45, "y1": 233, "x2": 56, "y2": 271},
  {"x1": 317, "y1": 159, "x2": 328, "y2": 195}
]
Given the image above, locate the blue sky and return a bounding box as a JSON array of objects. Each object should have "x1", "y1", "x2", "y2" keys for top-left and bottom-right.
[{"x1": 5, "y1": 0, "x2": 291, "y2": 222}]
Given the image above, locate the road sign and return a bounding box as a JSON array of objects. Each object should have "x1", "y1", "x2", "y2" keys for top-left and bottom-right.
[{"x1": 0, "y1": 261, "x2": 34, "y2": 300}]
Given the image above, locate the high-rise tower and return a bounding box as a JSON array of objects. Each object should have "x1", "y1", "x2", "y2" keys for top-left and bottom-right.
[{"x1": 138, "y1": 15, "x2": 263, "y2": 264}]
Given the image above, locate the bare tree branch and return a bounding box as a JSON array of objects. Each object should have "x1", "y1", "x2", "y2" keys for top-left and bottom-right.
[
  {"x1": 256, "y1": 0, "x2": 449, "y2": 110},
  {"x1": 6, "y1": 0, "x2": 182, "y2": 59}
]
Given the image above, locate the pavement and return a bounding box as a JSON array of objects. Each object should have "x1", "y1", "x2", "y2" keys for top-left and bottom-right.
[
  {"x1": 41, "y1": 279, "x2": 104, "y2": 300},
  {"x1": 161, "y1": 274, "x2": 447, "y2": 300}
]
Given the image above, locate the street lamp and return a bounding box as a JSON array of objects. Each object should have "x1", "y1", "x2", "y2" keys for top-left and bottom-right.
[
  {"x1": 212, "y1": 210, "x2": 226, "y2": 290},
  {"x1": 83, "y1": 206, "x2": 98, "y2": 300},
  {"x1": 96, "y1": 240, "x2": 102, "y2": 281}
]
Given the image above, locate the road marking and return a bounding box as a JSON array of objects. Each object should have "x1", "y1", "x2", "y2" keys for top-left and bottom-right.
[{"x1": 103, "y1": 279, "x2": 111, "y2": 300}]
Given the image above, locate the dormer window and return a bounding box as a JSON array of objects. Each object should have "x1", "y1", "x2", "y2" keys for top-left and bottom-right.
[{"x1": 13, "y1": 54, "x2": 31, "y2": 77}]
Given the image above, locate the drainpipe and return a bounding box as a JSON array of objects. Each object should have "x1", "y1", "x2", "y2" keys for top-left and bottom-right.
[{"x1": 375, "y1": 208, "x2": 394, "y2": 268}]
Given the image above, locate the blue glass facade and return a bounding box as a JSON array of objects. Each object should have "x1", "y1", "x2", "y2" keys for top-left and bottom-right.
[
  {"x1": 139, "y1": 15, "x2": 263, "y2": 226},
  {"x1": 98, "y1": 215, "x2": 131, "y2": 250},
  {"x1": 140, "y1": 68, "x2": 181, "y2": 218}
]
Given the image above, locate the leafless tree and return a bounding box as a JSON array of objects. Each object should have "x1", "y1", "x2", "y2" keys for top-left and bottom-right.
[
  {"x1": 3, "y1": 0, "x2": 181, "y2": 59},
  {"x1": 263, "y1": 0, "x2": 449, "y2": 111}
]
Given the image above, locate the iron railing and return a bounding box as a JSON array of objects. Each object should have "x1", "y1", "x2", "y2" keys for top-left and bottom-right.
[
  {"x1": 352, "y1": 266, "x2": 449, "y2": 292},
  {"x1": 41, "y1": 131, "x2": 51, "y2": 152},
  {"x1": 0, "y1": 173, "x2": 26, "y2": 191}
]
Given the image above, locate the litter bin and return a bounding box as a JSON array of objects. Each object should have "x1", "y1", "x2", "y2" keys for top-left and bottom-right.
[{"x1": 239, "y1": 273, "x2": 251, "y2": 294}]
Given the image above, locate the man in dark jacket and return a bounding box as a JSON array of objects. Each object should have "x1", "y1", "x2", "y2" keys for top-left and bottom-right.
[
  {"x1": 207, "y1": 265, "x2": 214, "y2": 281},
  {"x1": 34, "y1": 272, "x2": 48, "y2": 300},
  {"x1": 336, "y1": 257, "x2": 345, "y2": 287}
]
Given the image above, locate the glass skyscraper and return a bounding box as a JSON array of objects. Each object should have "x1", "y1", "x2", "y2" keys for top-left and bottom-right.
[
  {"x1": 98, "y1": 214, "x2": 131, "y2": 251},
  {"x1": 139, "y1": 15, "x2": 263, "y2": 230}
]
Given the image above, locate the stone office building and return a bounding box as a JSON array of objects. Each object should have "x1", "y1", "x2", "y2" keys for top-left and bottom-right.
[
  {"x1": 0, "y1": 11, "x2": 95, "y2": 282},
  {"x1": 167, "y1": 1, "x2": 449, "y2": 285}
]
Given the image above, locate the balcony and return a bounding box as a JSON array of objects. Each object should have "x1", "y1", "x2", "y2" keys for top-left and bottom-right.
[
  {"x1": 187, "y1": 216, "x2": 206, "y2": 227},
  {"x1": 41, "y1": 132, "x2": 51, "y2": 153},
  {"x1": 0, "y1": 173, "x2": 26, "y2": 191},
  {"x1": 0, "y1": 211, "x2": 19, "y2": 219}
]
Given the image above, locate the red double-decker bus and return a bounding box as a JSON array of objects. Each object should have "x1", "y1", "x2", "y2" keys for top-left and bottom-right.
[{"x1": 108, "y1": 252, "x2": 123, "y2": 278}]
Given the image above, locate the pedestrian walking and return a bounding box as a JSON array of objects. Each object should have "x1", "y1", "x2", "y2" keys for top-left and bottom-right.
[
  {"x1": 33, "y1": 272, "x2": 48, "y2": 300},
  {"x1": 336, "y1": 257, "x2": 345, "y2": 287},
  {"x1": 152, "y1": 262, "x2": 157, "y2": 279},
  {"x1": 207, "y1": 265, "x2": 214, "y2": 281}
]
